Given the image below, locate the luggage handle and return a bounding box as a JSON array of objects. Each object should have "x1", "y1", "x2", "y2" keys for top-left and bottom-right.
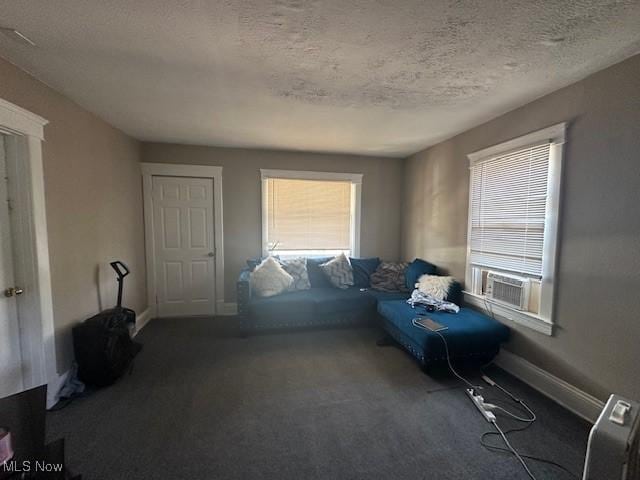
[
  {"x1": 110, "y1": 261, "x2": 130, "y2": 279},
  {"x1": 110, "y1": 261, "x2": 130, "y2": 308}
]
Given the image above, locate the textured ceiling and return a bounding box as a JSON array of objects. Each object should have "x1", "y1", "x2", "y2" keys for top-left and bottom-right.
[{"x1": 1, "y1": 1, "x2": 640, "y2": 157}]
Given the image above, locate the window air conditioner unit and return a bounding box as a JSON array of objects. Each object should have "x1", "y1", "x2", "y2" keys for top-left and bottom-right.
[
  {"x1": 485, "y1": 271, "x2": 530, "y2": 310},
  {"x1": 583, "y1": 394, "x2": 640, "y2": 480}
]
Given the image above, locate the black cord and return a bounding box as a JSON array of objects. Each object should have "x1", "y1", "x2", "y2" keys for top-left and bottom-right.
[
  {"x1": 486, "y1": 395, "x2": 536, "y2": 423},
  {"x1": 410, "y1": 317, "x2": 481, "y2": 390},
  {"x1": 410, "y1": 309, "x2": 578, "y2": 479},
  {"x1": 433, "y1": 329, "x2": 481, "y2": 391},
  {"x1": 491, "y1": 419, "x2": 538, "y2": 480},
  {"x1": 480, "y1": 382, "x2": 580, "y2": 479},
  {"x1": 480, "y1": 427, "x2": 579, "y2": 479}
]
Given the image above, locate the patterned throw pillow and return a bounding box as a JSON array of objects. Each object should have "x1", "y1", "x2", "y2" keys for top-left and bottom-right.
[
  {"x1": 319, "y1": 253, "x2": 354, "y2": 289},
  {"x1": 279, "y1": 257, "x2": 311, "y2": 291},
  {"x1": 370, "y1": 262, "x2": 410, "y2": 292},
  {"x1": 250, "y1": 257, "x2": 293, "y2": 297}
]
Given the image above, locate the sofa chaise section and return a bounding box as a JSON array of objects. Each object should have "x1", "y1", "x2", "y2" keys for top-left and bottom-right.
[{"x1": 377, "y1": 300, "x2": 510, "y2": 367}]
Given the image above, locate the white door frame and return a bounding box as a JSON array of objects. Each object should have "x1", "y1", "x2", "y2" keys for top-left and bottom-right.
[
  {"x1": 142, "y1": 163, "x2": 224, "y2": 317},
  {"x1": 0, "y1": 98, "x2": 56, "y2": 398}
]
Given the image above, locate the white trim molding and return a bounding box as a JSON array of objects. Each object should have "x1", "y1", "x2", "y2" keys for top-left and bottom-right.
[
  {"x1": 464, "y1": 122, "x2": 567, "y2": 332},
  {"x1": 467, "y1": 122, "x2": 566, "y2": 164},
  {"x1": 0, "y1": 98, "x2": 48, "y2": 140},
  {"x1": 0, "y1": 98, "x2": 57, "y2": 400},
  {"x1": 495, "y1": 350, "x2": 605, "y2": 423},
  {"x1": 141, "y1": 163, "x2": 225, "y2": 317},
  {"x1": 464, "y1": 291, "x2": 553, "y2": 336},
  {"x1": 260, "y1": 169, "x2": 363, "y2": 184},
  {"x1": 260, "y1": 169, "x2": 363, "y2": 257},
  {"x1": 132, "y1": 308, "x2": 152, "y2": 336}
]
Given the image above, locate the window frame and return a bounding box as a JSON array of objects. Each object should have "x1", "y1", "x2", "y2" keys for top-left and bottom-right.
[
  {"x1": 260, "y1": 169, "x2": 363, "y2": 258},
  {"x1": 463, "y1": 123, "x2": 566, "y2": 335}
]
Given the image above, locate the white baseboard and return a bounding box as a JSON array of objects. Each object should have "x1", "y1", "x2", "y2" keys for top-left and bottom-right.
[
  {"x1": 46, "y1": 369, "x2": 69, "y2": 409},
  {"x1": 218, "y1": 302, "x2": 238, "y2": 316},
  {"x1": 133, "y1": 308, "x2": 152, "y2": 337},
  {"x1": 495, "y1": 350, "x2": 605, "y2": 423}
]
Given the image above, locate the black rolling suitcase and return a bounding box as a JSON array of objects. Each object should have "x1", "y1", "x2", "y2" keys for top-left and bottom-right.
[{"x1": 73, "y1": 261, "x2": 142, "y2": 387}]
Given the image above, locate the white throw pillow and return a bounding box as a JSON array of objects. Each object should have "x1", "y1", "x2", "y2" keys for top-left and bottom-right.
[
  {"x1": 320, "y1": 253, "x2": 354, "y2": 289},
  {"x1": 416, "y1": 274, "x2": 454, "y2": 301},
  {"x1": 250, "y1": 256, "x2": 293, "y2": 297}
]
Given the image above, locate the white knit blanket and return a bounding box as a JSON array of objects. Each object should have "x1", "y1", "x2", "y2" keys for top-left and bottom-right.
[
  {"x1": 415, "y1": 274, "x2": 454, "y2": 300},
  {"x1": 407, "y1": 289, "x2": 460, "y2": 313}
]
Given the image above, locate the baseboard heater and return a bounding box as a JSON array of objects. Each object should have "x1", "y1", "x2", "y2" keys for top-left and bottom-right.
[{"x1": 583, "y1": 394, "x2": 640, "y2": 479}]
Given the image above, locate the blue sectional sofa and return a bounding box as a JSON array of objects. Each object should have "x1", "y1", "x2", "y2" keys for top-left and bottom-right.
[{"x1": 237, "y1": 256, "x2": 510, "y2": 368}]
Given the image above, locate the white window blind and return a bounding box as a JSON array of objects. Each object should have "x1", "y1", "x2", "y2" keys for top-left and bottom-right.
[
  {"x1": 265, "y1": 178, "x2": 352, "y2": 252},
  {"x1": 469, "y1": 143, "x2": 551, "y2": 277}
]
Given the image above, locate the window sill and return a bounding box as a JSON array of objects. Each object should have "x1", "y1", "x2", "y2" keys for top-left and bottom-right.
[
  {"x1": 463, "y1": 291, "x2": 553, "y2": 336},
  {"x1": 270, "y1": 249, "x2": 350, "y2": 258}
]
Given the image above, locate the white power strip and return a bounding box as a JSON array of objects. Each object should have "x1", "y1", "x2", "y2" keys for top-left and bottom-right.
[{"x1": 466, "y1": 388, "x2": 496, "y2": 422}]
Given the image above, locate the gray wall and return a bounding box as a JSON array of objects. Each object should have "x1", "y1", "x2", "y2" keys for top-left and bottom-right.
[
  {"x1": 141, "y1": 144, "x2": 404, "y2": 302},
  {"x1": 402, "y1": 54, "x2": 640, "y2": 401},
  {"x1": 0, "y1": 57, "x2": 147, "y2": 373}
]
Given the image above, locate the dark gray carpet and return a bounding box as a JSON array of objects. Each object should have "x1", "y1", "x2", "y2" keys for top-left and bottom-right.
[{"x1": 48, "y1": 318, "x2": 589, "y2": 479}]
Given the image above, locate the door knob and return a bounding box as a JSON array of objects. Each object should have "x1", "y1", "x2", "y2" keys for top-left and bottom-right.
[
  {"x1": 207, "y1": 252, "x2": 215, "y2": 257},
  {"x1": 4, "y1": 287, "x2": 24, "y2": 298}
]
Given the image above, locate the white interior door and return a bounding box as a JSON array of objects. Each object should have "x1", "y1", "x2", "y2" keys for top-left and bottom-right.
[
  {"x1": 0, "y1": 135, "x2": 24, "y2": 398},
  {"x1": 152, "y1": 176, "x2": 216, "y2": 317}
]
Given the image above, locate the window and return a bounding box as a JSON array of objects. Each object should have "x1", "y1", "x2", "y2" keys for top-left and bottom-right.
[
  {"x1": 464, "y1": 123, "x2": 566, "y2": 335},
  {"x1": 261, "y1": 169, "x2": 362, "y2": 257},
  {"x1": 469, "y1": 143, "x2": 550, "y2": 276}
]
